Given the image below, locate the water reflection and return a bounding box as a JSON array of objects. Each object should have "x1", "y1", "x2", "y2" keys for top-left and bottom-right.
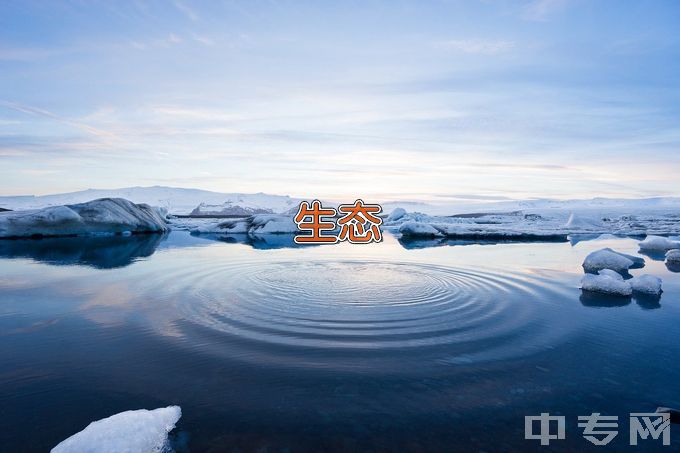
[
  {"x1": 397, "y1": 236, "x2": 568, "y2": 249},
  {"x1": 2, "y1": 232, "x2": 680, "y2": 451},
  {"x1": 579, "y1": 290, "x2": 662, "y2": 310},
  {"x1": 0, "y1": 233, "x2": 164, "y2": 269},
  {"x1": 198, "y1": 233, "x2": 305, "y2": 249},
  {"x1": 579, "y1": 291, "x2": 632, "y2": 308},
  {"x1": 639, "y1": 249, "x2": 668, "y2": 261},
  {"x1": 634, "y1": 293, "x2": 662, "y2": 310}
]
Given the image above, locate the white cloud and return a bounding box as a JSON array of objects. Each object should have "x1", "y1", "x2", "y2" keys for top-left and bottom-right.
[
  {"x1": 523, "y1": 0, "x2": 571, "y2": 21},
  {"x1": 192, "y1": 34, "x2": 215, "y2": 46},
  {"x1": 0, "y1": 100, "x2": 118, "y2": 140},
  {"x1": 435, "y1": 39, "x2": 515, "y2": 54},
  {"x1": 174, "y1": 0, "x2": 199, "y2": 21}
]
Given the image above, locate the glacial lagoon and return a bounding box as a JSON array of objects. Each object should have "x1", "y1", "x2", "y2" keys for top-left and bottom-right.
[{"x1": 1, "y1": 232, "x2": 679, "y2": 451}]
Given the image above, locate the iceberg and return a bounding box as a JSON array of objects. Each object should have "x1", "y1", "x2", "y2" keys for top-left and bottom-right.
[
  {"x1": 563, "y1": 212, "x2": 603, "y2": 230},
  {"x1": 0, "y1": 198, "x2": 168, "y2": 238},
  {"x1": 629, "y1": 274, "x2": 663, "y2": 295},
  {"x1": 398, "y1": 221, "x2": 442, "y2": 238},
  {"x1": 52, "y1": 406, "x2": 181, "y2": 453},
  {"x1": 387, "y1": 207, "x2": 407, "y2": 222},
  {"x1": 190, "y1": 202, "x2": 274, "y2": 216},
  {"x1": 580, "y1": 271, "x2": 632, "y2": 296},
  {"x1": 191, "y1": 218, "x2": 249, "y2": 234},
  {"x1": 249, "y1": 214, "x2": 298, "y2": 234},
  {"x1": 189, "y1": 214, "x2": 298, "y2": 235},
  {"x1": 639, "y1": 235, "x2": 680, "y2": 251},
  {"x1": 582, "y1": 248, "x2": 641, "y2": 274}
]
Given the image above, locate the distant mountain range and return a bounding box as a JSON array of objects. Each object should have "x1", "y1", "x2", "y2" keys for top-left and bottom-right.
[
  {"x1": 1, "y1": 186, "x2": 679, "y2": 216},
  {"x1": 0, "y1": 186, "x2": 301, "y2": 215}
]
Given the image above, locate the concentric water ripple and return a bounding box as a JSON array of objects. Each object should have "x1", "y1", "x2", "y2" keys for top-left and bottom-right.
[{"x1": 131, "y1": 259, "x2": 574, "y2": 367}]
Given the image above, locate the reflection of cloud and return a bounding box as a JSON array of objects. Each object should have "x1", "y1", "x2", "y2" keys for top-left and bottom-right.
[{"x1": 80, "y1": 283, "x2": 134, "y2": 327}]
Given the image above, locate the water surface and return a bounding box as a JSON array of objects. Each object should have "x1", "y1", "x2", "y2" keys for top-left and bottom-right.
[{"x1": 1, "y1": 232, "x2": 679, "y2": 451}]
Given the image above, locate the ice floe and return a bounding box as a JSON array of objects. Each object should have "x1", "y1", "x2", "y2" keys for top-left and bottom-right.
[
  {"x1": 383, "y1": 208, "x2": 680, "y2": 240},
  {"x1": 0, "y1": 198, "x2": 168, "y2": 238},
  {"x1": 580, "y1": 270, "x2": 633, "y2": 296},
  {"x1": 387, "y1": 207, "x2": 407, "y2": 222},
  {"x1": 629, "y1": 274, "x2": 663, "y2": 296},
  {"x1": 666, "y1": 249, "x2": 680, "y2": 264},
  {"x1": 398, "y1": 221, "x2": 442, "y2": 238},
  {"x1": 582, "y1": 248, "x2": 643, "y2": 274},
  {"x1": 639, "y1": 235, "x2": 680, "y2": 251},
  {"x1": 51, "y1": 406, "x2": 181, "y2": 453},
  {"x1": 188, "y1": 214, "x2": 298, "y2": 235},
  {"x1": 168, "y1": 204, "x2": 680, "y2": 243}
]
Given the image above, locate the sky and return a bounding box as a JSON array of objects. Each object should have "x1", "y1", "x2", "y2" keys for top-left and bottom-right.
[{"x1": 1, "y1": 0, "x2": 679, "y2": 203}]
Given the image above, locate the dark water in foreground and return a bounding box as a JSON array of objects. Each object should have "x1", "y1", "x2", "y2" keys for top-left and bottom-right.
[{"x1": 1, "y1": 232, "x2": 679, "y2": 452}]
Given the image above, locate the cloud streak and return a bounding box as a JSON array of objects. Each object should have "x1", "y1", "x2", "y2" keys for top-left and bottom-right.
[{"x1": 434, "y1": 39, "x2": 515, "y2": 54}]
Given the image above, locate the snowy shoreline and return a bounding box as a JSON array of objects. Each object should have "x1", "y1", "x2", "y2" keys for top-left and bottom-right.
[
  {"x1": 169, "y1": 208, "x2": 680, "y2": 241},
  {"x1": 1, "y1": 191, "x2": 679, "y2": 241}
]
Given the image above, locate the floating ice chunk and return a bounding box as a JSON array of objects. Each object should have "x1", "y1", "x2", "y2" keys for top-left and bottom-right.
[
  {"x1": 580, "y1": 273, "x2": 632, "y2": 296},
  {"x1": 665, "y1": 249, "x2": 680, "y2": 264},
  {"x1": 629, "y1": 274, "x2": 663, "y2": 295},
  {"x1": 564, "y1": 212, "x2": 603, "y2": 230},
  {"x1": 0, "y1": 198, "x2": 167, "y2": 238},
  {"x1": 52, "y1": 406, "x2": 181, "y2": 453},
  {"x1": 603, "y1": 247, "x2": 645, "y2": 268},
  {"x1": 190, "y1": 219, "x2": 249, "y2": 234},
  {"x1": 387, "y1": 207, "x2": 407, "y2": 222},
  {"x1": 398, "y1": 221, "x2": 442, "y2": 238},
  {"x1": 250, "y1": 214, "x2": 298, "y2": 234},
  {"x1": 582, "y1": 248, "x2": 636, "y2": 274},
  {"x1": 639, "y1": 235, "x2": 680, "y2": 251},
  {"x1": 189, "y1": 215, "x2": 297, "y2": 235}
]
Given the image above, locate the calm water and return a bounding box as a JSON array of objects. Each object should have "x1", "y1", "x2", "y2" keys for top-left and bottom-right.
[{"x1": 1, "y1": 232, "x2": 679, "y2": 452}]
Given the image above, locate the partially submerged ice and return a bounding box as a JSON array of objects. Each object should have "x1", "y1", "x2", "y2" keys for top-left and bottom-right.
[
  {"x1": 190, "y1": 214, "x2": 298, "y2": 235},
  {"x1": 639, "y1": 235, "x2": 680, "y2": 251},
  {"x1": 629, "y1": 274, "x2": 663, "y2": 295},
  {"x1": 0, "y1": 198, "x2": 168, "y2": 238},
  {"x1": 665, "y1": 249, "x2": 680, "y2": 264},
  {"x1": 387, "y1": 207, "x2": 407, "y2": 222},
  {"x1": 582, "y1": 248, "x2": 644, "y2": 274},
  {"x1": 398, "y1": 221, "x2": 442, "y2": 238},
  {"x1": 52, "y1": 406, "x2": 181, "y2": 453},
  {"x1": 563, "y1": 212, "x2": 603, "y2": 230},
  {"x1": 580, "y1": 270, "x2": 632, "y2": 296}
]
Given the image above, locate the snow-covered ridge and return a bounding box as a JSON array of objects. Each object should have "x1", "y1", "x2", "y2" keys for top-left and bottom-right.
[
  {"x1": 2, "y1": 186, "x2": 680, "y2": 216},
  {"x1": 0, "y1": 186, "x2": 301, "y2": 215},
  {"x1": 0, "y1": 198, "x2": 168, "y2": 238}
]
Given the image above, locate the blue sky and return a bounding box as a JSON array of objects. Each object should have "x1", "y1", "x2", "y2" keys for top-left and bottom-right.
[{"x1": 1, "y1": 0, "x2": 679, "y2": 202}]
